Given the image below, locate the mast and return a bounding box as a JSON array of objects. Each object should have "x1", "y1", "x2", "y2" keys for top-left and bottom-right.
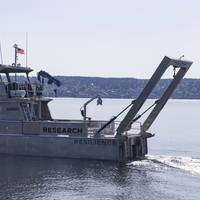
[
  {"x1": 0, "y1": 42, "x2": 3, "y2": 64},
  {"x1": 26, "y1": 32, "x2": 28, "y2": 67},
  {"x1": 0, "y1": 42, "x2": 3, "y2": 81}
]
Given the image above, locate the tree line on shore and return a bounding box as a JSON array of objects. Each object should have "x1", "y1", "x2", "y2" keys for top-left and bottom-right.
[{"x1": 41, "y1": 76, "x2": 200, "y2": 99}]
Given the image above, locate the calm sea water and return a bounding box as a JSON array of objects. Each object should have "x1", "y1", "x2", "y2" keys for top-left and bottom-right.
[{"x1": 0, "y1": 98, "x2": 199, "y2": 200}]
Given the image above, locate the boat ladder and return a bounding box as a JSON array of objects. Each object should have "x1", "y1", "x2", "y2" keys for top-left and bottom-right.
[{"x1": 21, "y1": 102, "x2": 31, "y2": 121}]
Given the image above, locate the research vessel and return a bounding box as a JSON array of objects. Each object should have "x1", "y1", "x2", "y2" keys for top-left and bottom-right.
[{"x1": 0, "y1": 45, "x2": 193, "y2": 162}]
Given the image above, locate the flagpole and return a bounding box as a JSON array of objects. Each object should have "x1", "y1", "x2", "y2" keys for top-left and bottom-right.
[
  {"x1": 0, "y1": 42, "x2": 3, "y2": 81},
  {"x1": 13, "y1": 44, "x2": 18, "y2": 67},
  {"x1": 0, "y1": 42, "x2": 3, "y2": 65},
  {"x1": 13, "y1": 44, "x2": 18, "y2": 83},
  {"x1": 26, "y1": 32, "x2": 28, "y2": 67}
]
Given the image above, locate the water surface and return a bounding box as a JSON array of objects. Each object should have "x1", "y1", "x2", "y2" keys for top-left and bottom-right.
[{"x1": 0, "y1": 98, "x2": 199, "y2": 200}]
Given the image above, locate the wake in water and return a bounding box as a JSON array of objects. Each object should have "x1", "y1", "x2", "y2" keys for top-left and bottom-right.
[{"x1": 130, "y1": 155, "x2": 200, "y2": 175}]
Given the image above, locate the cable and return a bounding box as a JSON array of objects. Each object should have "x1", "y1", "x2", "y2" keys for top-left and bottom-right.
[
  {"x1": 132, "y1": 100, "x2": 158, "y2": 122},
  {"x1": 97, "y1": 100, "x2": 135, "y2": 133}
]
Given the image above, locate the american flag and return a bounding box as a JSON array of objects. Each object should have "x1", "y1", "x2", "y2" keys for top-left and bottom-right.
[{"x1": 17, "y1": 47, "x2": 24, "y2": 54}]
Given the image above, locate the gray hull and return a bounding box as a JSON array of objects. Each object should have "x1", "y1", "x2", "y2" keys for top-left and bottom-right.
[{"x1": 0, "y1": 134, "x2": 147, "y2": 162}]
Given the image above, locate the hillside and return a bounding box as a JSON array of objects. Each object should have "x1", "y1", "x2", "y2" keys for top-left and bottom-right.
[{"x1": 41, "y1": 76, "x2": 200, "y2": 99}]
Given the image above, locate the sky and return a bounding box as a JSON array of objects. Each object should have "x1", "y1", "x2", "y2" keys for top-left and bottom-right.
[{"x1": 0, "y1": 0, "x2": 200, "y2": 78}]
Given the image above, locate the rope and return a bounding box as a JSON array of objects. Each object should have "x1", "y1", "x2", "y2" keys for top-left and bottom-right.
[
  {"x1": 132, "y1": 100, "x2": 158, "y2": 122},
  {"x1": 97, "y1": 100, "x2": 158, "y2": 133},
  {"x1": 173, "y1": 66, "x2": 176, "y2": 78},
  {"x1": 97, "y1": 100, "x2": 135, "y2": 133}
]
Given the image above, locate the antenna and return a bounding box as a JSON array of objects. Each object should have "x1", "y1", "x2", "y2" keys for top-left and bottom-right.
[
  {"x1": 179, "y1": 55, "x2": 184, "y2": 60},
  {"x1": 0, "y1": 42, "x2": 3, "y2": 82},
  {"x1": 26, "y1": 32, "x2": 28, "y2": 67},
  {"x1": 0, "y1": 41, "x2": 3, "y2": 64}
]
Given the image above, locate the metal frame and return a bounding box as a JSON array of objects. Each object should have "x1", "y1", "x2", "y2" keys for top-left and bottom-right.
[{"x1": 116, "y1": 56, "x2": 193, "y2": 137}]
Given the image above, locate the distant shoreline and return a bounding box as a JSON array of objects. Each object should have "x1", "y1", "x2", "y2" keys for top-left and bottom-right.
[
  {"x1": 50, "y1": 96, "x2": 200, "y2": 100},
  {"x1": 40, "y1": 76, "x2": 200, "y2": 99}
]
